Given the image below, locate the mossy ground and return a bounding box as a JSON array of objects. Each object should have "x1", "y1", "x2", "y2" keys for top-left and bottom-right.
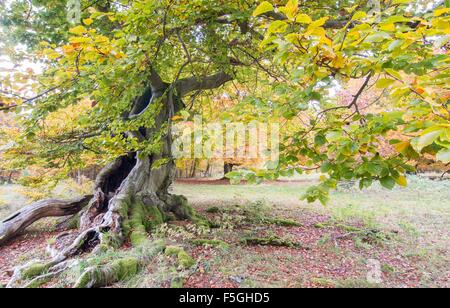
[{"x1": 1, "y1": 176, "x2": 449, "y2": 288}]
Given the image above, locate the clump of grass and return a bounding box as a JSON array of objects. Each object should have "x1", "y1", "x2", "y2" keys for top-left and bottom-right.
[{"x1": 335, "y1": 278, "x2": 381, "y2": 288}]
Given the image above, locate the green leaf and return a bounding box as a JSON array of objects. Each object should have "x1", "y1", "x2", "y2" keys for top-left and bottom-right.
[
  {"x1": 437, "y1": 148, "x2": 450, "y2": 163},
  {"x1": 315, "y1": 134, "x2": 327, "y2": 146},
  {"x1": 321, "y1": 162, "x2": 332, "y2": 173},
  {"x1": 326, "y1": 131, "x2": 342, "y2": 142},
  {"x1": 268, "y1": 20, "x2": 288, "y2": 34},
  {"x1": 385, "y1": 15, "x2": 410, "y2": 23},
  {"x1": 392, "y1": 0, "x2": 410, "y2": 5},
  {"x1": 384, "y1": 68, "x2": 402, "y2": 80},
  {"x1": 365, "y1": 163, "x2": 383, "y2": 176},
  {"x1": 414, "y1": 129, "x2": 443, "y2": 152},
  {"x1": 253, "y1": 1, "x2": 274, "y2": 17},
  {"x1": 388, "y1": 39, "x2": 404, "y2": 51},
  {"x1": 376, "y1": 78, "x2": 396, "y2": 89},
  {"x1": 365, "y1": 32, "x2": 390, "y2": 43},
  {"x1": 380, "y1": 176, "x2": 396, "y2": 190}
]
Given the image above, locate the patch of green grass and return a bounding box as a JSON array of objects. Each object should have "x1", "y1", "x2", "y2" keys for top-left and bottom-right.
[{"x1": 335, "y1": 278, "x2": 381, "y2": 288}]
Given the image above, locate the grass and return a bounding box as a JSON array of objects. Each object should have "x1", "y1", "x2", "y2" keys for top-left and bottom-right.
[
  {"x1": 172, "y1": 176, "x2": 449, "y2": 288},
  {"x1": 0, "y1": 175, "x2": 448, "y2": 288}
]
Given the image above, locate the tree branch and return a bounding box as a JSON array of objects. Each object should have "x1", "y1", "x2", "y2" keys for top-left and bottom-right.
[
  {"x1": 175, "y1": 71, "x2": 233, "y2": 97},
  {"x1": 263, "y1": 11, "x2": 352, "y2": 29},
  {"x1": 149, "y1": 67, "x2": 166, "y2": 93}
]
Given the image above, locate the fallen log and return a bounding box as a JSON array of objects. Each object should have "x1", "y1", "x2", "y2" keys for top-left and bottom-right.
[{"x1": 0, "y1": 195, "x2": 92, "y2": 247}]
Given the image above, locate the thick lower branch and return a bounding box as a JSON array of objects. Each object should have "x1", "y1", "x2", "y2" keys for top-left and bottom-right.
[
  {"x1": 175, "y1": 72, "x2": 233, "y2": 97},
  {"x1": 0, "y1": 195, "x2": 92, "y2": 246}
]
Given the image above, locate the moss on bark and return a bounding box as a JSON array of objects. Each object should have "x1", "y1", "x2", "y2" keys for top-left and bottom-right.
[
  {"x1": 241, "y1": 236, "x2": 304, "y2": 249},
  {"x1": 21, "y1": 263, "x2": 50, "y2": 280},
  {"x1": 74, "y1": 257, "x2": 140, "y2": 288},
  {"x1": 165, "y1": 246, "x2": 196, "y2": 269}
]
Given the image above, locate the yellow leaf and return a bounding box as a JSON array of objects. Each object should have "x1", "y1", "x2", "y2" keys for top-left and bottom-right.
[
  {"x1": 309, "y1": 17, "x2": 329, "y2": 29},
  {"x1": 69, "y1": 37, "x2": 91, "y2": 44},
  {"x1": 332, "y1": 54, "x2": 346, "y2": 68},
  {"x1": 83, "y1": 18, "x2": 94, "y2": 26},
  {"x1": 376, "y1": 78, "x2": 396, "y2": 88},
  {"x1": 379, "y1": 23, "x2": 396, "y2": 32},
  {"x1": 394, "y1": 141, "x2": 410, "y2": 153},
  {"x1": 172, "y1": 116, "x2": 183, "y2": 121},
  {"x1": 352, "y1": 11, "x2": 367, "y2": 21},
  {"x1": 308, "y1": 27, "x2": 326, "y2": 38},
  {"x1": 296, "y1": 14, "x2": 312, "y2": 24},
  {"x1": 253, "y1": 1, "x2": 274, "y2": 17},
  {"x1": 320, "y1": 36, "x2": 333, "y2": 47},
  {"x1": 268, "y1": 20, "x2": 288, "y2": 34},
  {"x1": 69, "y1": 26, "x2": 87, "y2": 35},
  {"x1": 284, "y1": 0, "x2": 299, "y2": 20},
  {"x1": 384, "y1": 68, "x2": 402, "y2": 80},
  {"x1": 395, "y1": 176, "x2": 408, "y2": 187},
  {"x1": 434, "y1": 8, "x2": 450, "y2": 17}
]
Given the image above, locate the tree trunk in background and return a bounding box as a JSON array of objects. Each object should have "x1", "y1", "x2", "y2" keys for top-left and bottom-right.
[{"x1": 224, "y1": 163, "x2": 234, "y2": 178}]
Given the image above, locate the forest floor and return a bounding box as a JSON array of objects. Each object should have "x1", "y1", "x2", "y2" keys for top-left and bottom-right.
[{"x1": 0, "y1": 176, "x2": 449, "y2": 288}]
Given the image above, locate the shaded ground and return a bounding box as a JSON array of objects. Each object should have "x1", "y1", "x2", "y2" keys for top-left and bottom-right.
[{"x1": 0, "y1": 176, "x2": 449, "y2": 288}]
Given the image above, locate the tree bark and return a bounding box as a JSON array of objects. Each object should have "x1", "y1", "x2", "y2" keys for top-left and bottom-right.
[{"x1": 0, "y1": 196, "x2": 92, "y2": 246}]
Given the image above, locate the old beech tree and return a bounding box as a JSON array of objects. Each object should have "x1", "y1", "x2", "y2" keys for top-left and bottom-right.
[{"x1": 0, "y1": 0, "x2": 449, "y2": 287}]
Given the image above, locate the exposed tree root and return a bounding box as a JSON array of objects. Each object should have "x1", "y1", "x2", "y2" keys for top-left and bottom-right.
[
  {"x1": 191, "y1": 239, "x2": 229, "y2": 248},
  {"x1": 74, "y1": 241, "x2": 165, "y2": 288},
  {"x1": 165, "y1": 246, "x2": 196, "y2": 269},
  {"x1": 241, "y1": 236, "x2": 310, "y2": 249}
]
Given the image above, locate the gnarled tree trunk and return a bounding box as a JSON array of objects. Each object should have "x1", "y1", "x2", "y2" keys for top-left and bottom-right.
[{"x1": 1, "y1": 70, "x2": 233, "y2": 288}]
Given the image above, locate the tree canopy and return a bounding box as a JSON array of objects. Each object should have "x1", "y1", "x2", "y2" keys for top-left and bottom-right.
[{"x1": 1, "y1": 0, "x2": 449, "y2": 204}]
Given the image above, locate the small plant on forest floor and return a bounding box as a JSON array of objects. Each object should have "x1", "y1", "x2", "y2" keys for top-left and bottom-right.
[{"x1": 335, "y1": 278, "x2": 382, "y2": 288}]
